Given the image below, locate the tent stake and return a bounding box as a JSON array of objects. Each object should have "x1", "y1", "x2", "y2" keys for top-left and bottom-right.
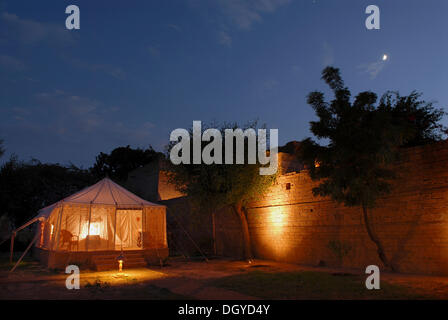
[{"x1": 10, "y1": 233, "x2": 39, "y2": 273}]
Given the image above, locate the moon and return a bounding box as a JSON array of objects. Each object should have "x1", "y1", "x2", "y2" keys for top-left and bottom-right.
[{"x1": 382, "y1": 54, "x2": 388, "y2": 61}]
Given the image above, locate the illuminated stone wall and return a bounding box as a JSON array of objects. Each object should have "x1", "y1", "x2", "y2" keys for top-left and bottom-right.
[{"x1": 216, "y1": 140, "x2": 448, "y2": 275}]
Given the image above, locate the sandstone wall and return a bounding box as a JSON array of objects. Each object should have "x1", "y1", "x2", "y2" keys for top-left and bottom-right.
[{"x1": 216, "y1": 141, "x2": 448, "y2": 275}]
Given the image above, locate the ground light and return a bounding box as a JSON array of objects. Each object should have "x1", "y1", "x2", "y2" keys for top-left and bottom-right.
[
  {"x1": 118, "y1": 259, "x2": 123, "y2": 272},
  {"x1": 117, "y1": 252, "x2": 124, "y2": 272},
  {"x1": 114, "y1": 252, "x2": 127, "y2": 278}
]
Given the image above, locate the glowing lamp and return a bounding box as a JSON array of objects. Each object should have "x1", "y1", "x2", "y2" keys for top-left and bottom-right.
[
  {"x1": 116, "y1": 253, "x2": 124, "y2": 272},
  {"x1": 89, "y1": 222, "x2": 100, "y2": 236}
]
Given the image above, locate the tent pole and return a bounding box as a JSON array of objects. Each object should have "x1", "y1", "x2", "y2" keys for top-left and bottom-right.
[
  {"x1": 8, "y1": 217, "x2": 42, "y2": 263},
  {"x1": 10, "y1": 231, "x2": 15, "y2": 264},
  {"x1": 54, "y1": 206, "x2": 64, "y2": 251},
  {"x1": 10, "y1": 232, "x2": 39, "y2": 272},
  {"x1": 86, "y1": 203, "x2": 92, "y2": 252},
  {"x1": 77, "y1": 212, "x2": 82, "y2": 251},
  {"x1": 112, "y1": 206, "x2": 117, "y2": 250}
]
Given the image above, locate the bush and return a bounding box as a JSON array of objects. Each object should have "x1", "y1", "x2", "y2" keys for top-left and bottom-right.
[{"x1": 0, "y1": 215, "x2": 13, "y2": 241}]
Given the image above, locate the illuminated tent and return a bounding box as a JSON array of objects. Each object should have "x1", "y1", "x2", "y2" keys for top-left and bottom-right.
[{"x1": 10, "y1": 178, "x2": 168, "y2": 270}]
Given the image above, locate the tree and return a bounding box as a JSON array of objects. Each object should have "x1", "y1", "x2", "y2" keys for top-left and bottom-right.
[
  {"x1": 0, "y1": 156, "x2": 94, "y2": 227},
  {"x1": 299, "y1": 66, "x2": 445, "y2": 271},
  {"x1": 378, "y1": 91, "x2": 446, "y2": 147},
  {"x1": 91, "y1": 145, "x2": 160, "y2": 182},
  {"x1": 166, "y1": 122, "x2": 276, "y2": 261}
]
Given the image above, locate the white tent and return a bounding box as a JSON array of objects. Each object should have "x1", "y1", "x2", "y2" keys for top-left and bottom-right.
[
  {"x1": 37, "y1": 177, "x2": 161, "y2": 219},
  {"x1": 33, "y1": 178, "x2": 167, "y2": 252},
  {"x1": 10, "y1": 178, "x2": 168, "y2": 271}
]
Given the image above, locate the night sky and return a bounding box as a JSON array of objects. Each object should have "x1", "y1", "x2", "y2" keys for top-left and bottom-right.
[{"x1": 1, "y1": 0, "x2": 447, "y2": 167}]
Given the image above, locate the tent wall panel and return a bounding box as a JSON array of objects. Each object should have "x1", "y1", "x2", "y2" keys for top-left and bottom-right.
[
  {"x1": 115, "y1": 209, "x2": 143, "y2": 250},
  {"x1": 52, "y1": 206, "x2": 63, "y2": 251},
  {"x1": 143, "y1": 207, "x2": 167, "y2": 249}
]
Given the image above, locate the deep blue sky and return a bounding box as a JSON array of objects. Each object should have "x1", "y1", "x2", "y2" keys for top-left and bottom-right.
[{"x1": 1, "y1": 0, "x2": 447, "y2": 168}]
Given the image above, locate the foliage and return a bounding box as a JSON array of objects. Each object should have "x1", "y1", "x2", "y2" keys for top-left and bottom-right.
[
  {"x1": 0, "y1": 214, "x2": 12, "y2": 241},
  {"x1": 0, "y1": 144, "x2": 161, "y2": 234},
  {"x1": 91, "y1": 145, "x2": 161, "y2": 182},
  {"x1": 0, "y1": 156, "x2": 95, "y2": 227},
  {"x1": 378, "y1": 91, "x2": 446, "y2": 147},
  {"x1": 299, "y1": 66, "x2": 446, "y2": 270},
  {"x1": 300, "y1": 66, "x2": 445, "y2": 209},
  {"x1": 166, "y1": 121, "x2": 276, "y2": 213},
  {"x1": 166, "y1": 121, "x2": 277, "y2": 260}
]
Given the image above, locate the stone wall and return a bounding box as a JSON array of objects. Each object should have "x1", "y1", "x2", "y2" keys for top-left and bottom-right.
[
  {"x1": 126, "y1": 159, "x2": 185, "y2": 202},
  {"x1": 216, "y1": 141, "x2": 448, "y2": 275}
]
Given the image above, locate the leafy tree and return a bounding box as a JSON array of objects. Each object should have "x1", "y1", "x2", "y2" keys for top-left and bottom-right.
[
  {"x1": 299, "y1": 67, "x2": 445, "y2": 271},
  {"x1": 0, "y1": 156, "x2": 94, "y2": 227},
  {"x1": 167, "y1": 122, "x2": 277, "y2": 261},
  {"x1": 378, "y1": 91, "x2": 446, "y2": 146},
  {"x1": 91, "y1": 145, "x2": 161, "y2": 182}
]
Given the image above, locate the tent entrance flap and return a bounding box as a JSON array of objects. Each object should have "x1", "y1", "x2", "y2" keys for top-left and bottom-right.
[{"x1": 115, "y1": 209, "x2": 143, "y2": 250}]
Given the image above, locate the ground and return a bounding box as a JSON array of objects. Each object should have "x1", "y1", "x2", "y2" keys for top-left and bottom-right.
[{"x1": 1, "y1": 253, "x2": 448, "y2": 300}]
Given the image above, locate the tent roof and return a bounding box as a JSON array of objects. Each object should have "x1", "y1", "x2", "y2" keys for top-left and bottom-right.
[{"x1": 37, "y1": 178, "x2": 163, "y2": 218}]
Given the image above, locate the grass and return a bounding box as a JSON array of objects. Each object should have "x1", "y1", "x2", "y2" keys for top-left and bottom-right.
[
  {"x1": 211, "y1": 270, "x2": 429, "y2": 300},
  {"x1": 0, "y1": 252, "x2": 58, "y2": 275},
  {"x1": 107, "y1": 284, "x2": 190, "y2": 300},
  {"x1": 0, "y1": 252, "x2": 36, "y2": 270}
]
